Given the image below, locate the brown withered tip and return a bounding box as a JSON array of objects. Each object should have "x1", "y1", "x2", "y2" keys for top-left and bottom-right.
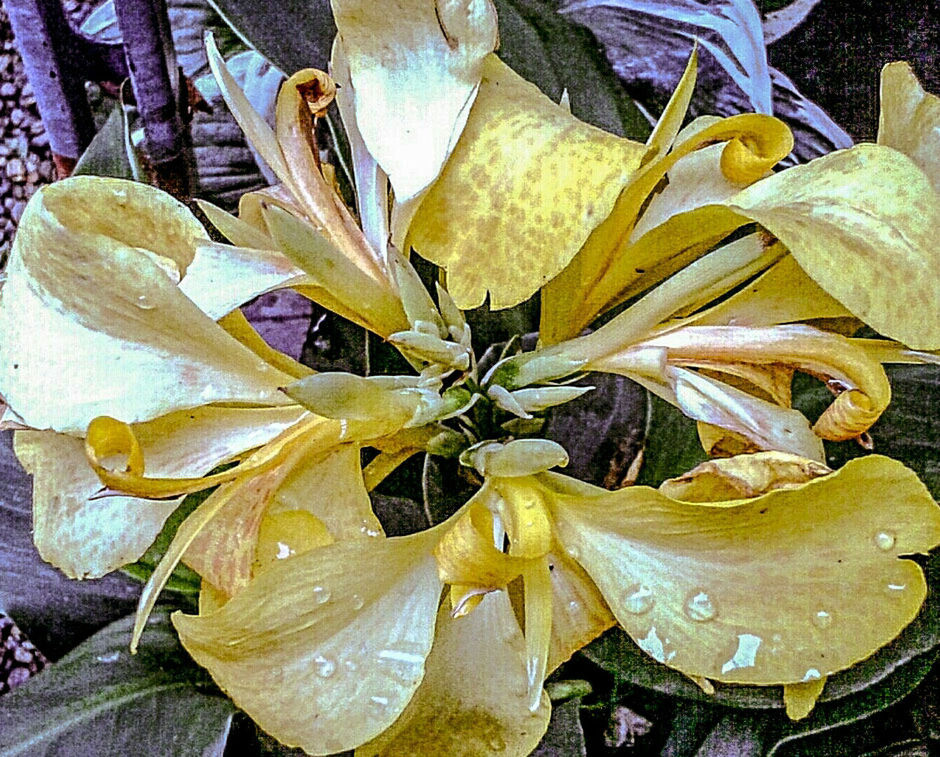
[{"x1": 296, "y1": 71, "x2": 338, "y2": 117}]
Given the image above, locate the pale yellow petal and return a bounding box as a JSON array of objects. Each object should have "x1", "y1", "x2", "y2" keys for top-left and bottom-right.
[
  {"x1": 331, "y1": 0, "x2": 498, "y2": 200},
  {"x1": 358, "y1": 591, "x2": 551, "y2": 757},
  {"x1": 545, "y1": 456, "x2": 940, "y2": 685},
  {"x1": 0, "y1": 180, "x2": 293, "y2": 433},
  {"x1": 878, "y1": 62, "x2": 939, "y2": 191},
  {"x1": 408, "y1": 54, "x2": 645, "y2": 310},
  {"x1": 546, "y1": 548, "x2": 615, "y2": 674},
  {"x1": 725, "y1": 144, "x2": 940, "y2": 350},
  {"x1": 173, "y1": 530, "x2": 443, "y2": 754},
  {"x1": 180, "y1": 241, "x2": 313, "y2": 321},
  {"x1": 15, "y1": 405, "x2": 305, "y2": 579}
]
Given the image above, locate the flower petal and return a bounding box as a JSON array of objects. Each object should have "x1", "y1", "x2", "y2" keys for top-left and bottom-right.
[
  {"x1": 14, "y1": 405, "x2": 305, "y2": 579},
  {"x1": 331, "y1": 0, "x2": 498, "y2": 200},
  {"x1": 545, "y1": 456, "x2": 940, "y2": 685},
  {"x1": 0, "y1": 180, "x2": 293, "y2": 433},
  {"x1": 407, "y1": 54, "x2": 644, "y2": 310},
  {"x1": 179, "y1": 240, "x2": 312, "y2": 321},
  {"x1": 725, "y1": 144, "x2": 940, "y2": 350},
  {"x1": 878, "y1": 62, "x2": 939, "y2": 191},
  {"x1": 357, "y1": 591, "x2": 551, "y2": 757},
  {"x1": 173, "y1": 531, "x2": 443, "y2": 754}
]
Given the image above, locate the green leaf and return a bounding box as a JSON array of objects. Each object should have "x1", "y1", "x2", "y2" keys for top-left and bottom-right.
[
  {"x1": 532, "y1": 696, "x2": 587, "y2": 756},
  {"x1": 0, "y1": 611, "x2": 236, "y2": 757},
  {"x1": 0, "y1": 431, "x2": 139, "y2": 659},
  {"x1": 207, "y1": 0, "x2": 335, "y2": 74},
  {"x1": 72, "y1": 104, "x2": 140, "y2": 181},
  {"x1": 493, "y1": 0, "x2": 650, "y2": 139}
]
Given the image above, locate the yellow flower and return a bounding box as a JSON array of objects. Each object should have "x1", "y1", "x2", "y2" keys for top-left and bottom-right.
[{"x1": 171, "y1": 444, "x2": 940, "y2": 753}]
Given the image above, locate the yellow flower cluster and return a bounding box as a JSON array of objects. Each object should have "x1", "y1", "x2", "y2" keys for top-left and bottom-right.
[{"x1": 0, "y1": 0, "x2": 938, "y2": 753}]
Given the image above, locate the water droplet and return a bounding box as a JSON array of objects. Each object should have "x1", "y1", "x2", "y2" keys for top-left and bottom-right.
[
  {"x1": 802, "y1": 668, "x2": 822, "y2": 682},
  {"x1": 721, "y1": 634, "x2": 762, "y2": 674},
  {"x1": 377, "y1": 646, "x2": 426, "y2": 684},
  {"x1": 886, "y1": 582, "x2": 907, "y2": 593},
  {"x1": 314, "y1": 654, "x2": 336, "y2": 678},
  {"x1": 135, "y1": 294, "x2": 155, "y2": 310},
  {"x1": 312, "y1": 586, "x2": 331, "y2": 605},
  {"x1": 872, "y1": 531, "x2": 896, "y2": 551},
  {"x1": 275, "y1": 542, "x2": 292, "y2": 560},
  {"x1": 368, "y1": 695, "x2": 389, "y2": 714},
  {"x1": 343, "y1": 659, "x2": 358, "y2": 672},
  {"x1": 359, "y1": 521, "x2": 381, "y2": 538},
  {"x1": 812, "y1": 610, "x2": 832, "y2": 629},
  {"x1": 524, "y1": 519, "x2": 535, "y2": 529},
  {"x1": 96, "y1": 651, "x2": 120, "y2": 663},
  {"x1": 685, "y1": 590, "x2": 717, "y2": 622},
  {"x1": 351, "y1": 594, "x2": 365, "y2": 610},
  {"x1": 638, "y1": 625, "x2": 675, "y2": 663},
  {"x1": 568, "y1": 600, "x2": 581, "y2": 612},
  {"x1": 623, "y1": 583, "x2": 655, "y2": 615},
  {"x1": 565, "y1": 545, "x2": 581, "y2": 561}
]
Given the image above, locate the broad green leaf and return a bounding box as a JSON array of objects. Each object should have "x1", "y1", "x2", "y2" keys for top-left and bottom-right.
[
  {"x1": 0, "y1": 611, "x2": 235, "y2": 757},
  {"x1": 635, "y1": 395, "x2": 708, "y2": 487},
  {"x1": 72, "y1": 106, "x2": 136, "y2": 181}
]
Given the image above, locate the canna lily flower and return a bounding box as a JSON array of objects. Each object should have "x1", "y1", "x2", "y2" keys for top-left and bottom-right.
[
  {"x1": 467, "y1": 55, "x2": 939, "y2": 459},
  {"x1": 172, "y1": 441, "x2": 940, "y2": 754}
]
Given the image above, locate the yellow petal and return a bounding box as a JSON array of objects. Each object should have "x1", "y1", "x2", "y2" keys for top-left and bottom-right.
[
  {"x1": 252, "y1": 509, "x2": 335, "y2": 577},
  {"x1": 173, "y1": 530, "x2": 443, "y2": 754},
  {"x1": 15, "y1": 405, "x2": 306, "y2": 579},
  {"x1": 541, "y1": 113, "x2": 792, "y2": 341},
  {"x1": 408, "y1": 54, "x2": 645, "y2": 310},
  {"x1": 784, "y1": 675, "x2": 827, "y2": 720},
  {"x1": 725, "y1": 144, "x2": 940, "y2": 350},
  {"x1": 521, "y1": 559, "x2": 553, "y2": 711},
  {"x1": 644, "y1": 48, "x2": 698, "y2": 160},
  {"x1": 545, "y1": 456, "x2": 940, "y2": 685},
  {"x1": 659, "y1": 451, "x2": 831, "y2": 502},
  {"x1": 0, "y1": 179, "x2": 293, "y2": 433},
  {"x1": 180, "y1": 240, "x2": 313, "y2": 321},
  {"x1": 358, "y1": 591, "x2": 551, "y2": 757},
  {"x1": 546, "y1": 548, "x2": 615, "y2": 674},
  {"x1": 691, "y1": 255, "x2": 852, "y2": 328},
  {"x1": 878, "y1": 62, "x2": 939, "y2": 191},
  {"x1": 331, "y1": 0, "x2": 498, "y2": 200}
]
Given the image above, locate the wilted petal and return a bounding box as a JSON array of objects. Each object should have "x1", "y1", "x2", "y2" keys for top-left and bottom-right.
[
  {"x1": 331, "y1": 0, "x2": 498, "y2": 200},
  {"x1": 878, "y1": 62, "x2": 939, "y2": 191},
  {"x1": 725, "y1": 144, "x2": 940, "y2": 350},
  {"x1": 15, "y1": 405, "x2": 306, "y2": 579},
  {"x1": 545, "y1": 456, "x2": 940, "y2": 684},
  {"x1": 358, "y1": 592, "x2": 551, "y2": 756},
  {"x1": 408, "y1": 54, "x2": 644, "y2": 310},
  {"x1": 0, "y1": 179, "x2": 292, "y2": 433},
  {"x1": 174, "y1": 531, "x2": 443, "y2": 754}
]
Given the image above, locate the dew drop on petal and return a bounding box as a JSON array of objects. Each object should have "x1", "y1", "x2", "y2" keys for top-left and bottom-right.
[
  {"x1": 568, "y1": 600, "x2": 581, "y2": 612},
  {"x1": 684, "y1": 590, "x2": 717, "y2": 622},
  {"x1": 368, "y1": 695, "x2": 390, "y2": 714},
  {"x1": 872, "y1": 531, "x2": 896, "y2": 551},
  {"x1": 135, "y1": 294, "x2": 155, "y2": 310},
  {"x1": 314, "y1": 654, "x2": 336, "y2": 678},
  {"x1": 351, "y1": 594, "x2": 365, "y2": 610},
  {"x1": 802, "y1": 668, "x2": 822, "y2": 682},
  {"x1": 812, "y1": 610, "x2": 832, "y2": 629},
  {"x1": 312, "y1": 586, "x2": 331, "y2": 605},
  {"x1": 623, "y1": 583, "x2": 655, "y2": 615},
  {"x1": 377, "y1": 647, "x2": 425, "y2": 685},
  {"x1": 885, "y1": 582, "x2": 907, "y2": 593},
  {"x1": 343, "y1": 659, "x2": 358, "y2": 673},
  {"x1": 565, "y1": 544, "x2": 581, "y2": 561},
  {"x1": 721, "y1": 634, "x2": 762, "y2": 674}
]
